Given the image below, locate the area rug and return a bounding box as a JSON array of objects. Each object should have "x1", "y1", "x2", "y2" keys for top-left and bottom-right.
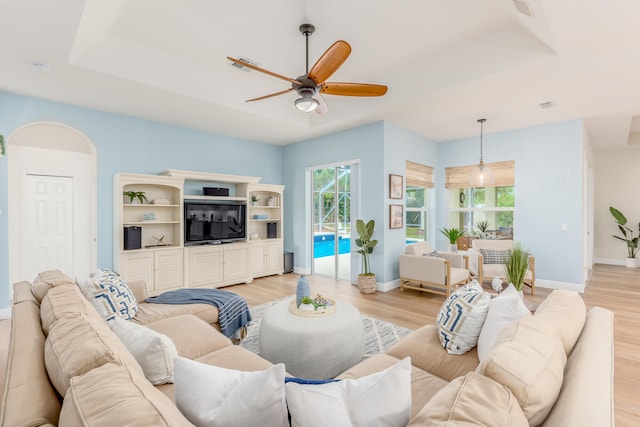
[{"x1": 240, "y1": 296, "x2": 414, "y2": 360}]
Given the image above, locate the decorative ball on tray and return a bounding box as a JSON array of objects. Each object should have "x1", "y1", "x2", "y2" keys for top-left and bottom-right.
[{"x1": 298, "y1": 296, "x2": 315, "y2": 312}]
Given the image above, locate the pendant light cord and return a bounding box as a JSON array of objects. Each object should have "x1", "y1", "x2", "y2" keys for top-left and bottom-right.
[{"x1": 478, "y1": 118, "x2": 486, "y2": 164}]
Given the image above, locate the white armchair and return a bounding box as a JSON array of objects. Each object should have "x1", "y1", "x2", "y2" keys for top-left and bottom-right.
[
  {"x1": 399, "y1": 241, "x2": 470, "y2": 297},
  {"x1": 467, "y1": 239, "x2": 536, "y2": 295}
]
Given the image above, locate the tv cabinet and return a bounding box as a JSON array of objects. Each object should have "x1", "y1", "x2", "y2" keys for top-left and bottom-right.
[{"x1": 114, "y1": 170, "x2": 285, "y2": 293}]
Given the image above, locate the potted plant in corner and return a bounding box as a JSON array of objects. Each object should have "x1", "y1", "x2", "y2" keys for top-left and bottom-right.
[
  {"x1": 609, "y1": 206, "x2": 639, "y2": 268},
  {"x1": 355, "y1": 219, "x2": 378, "y2": 293},
  {"x1": 440, "y1": 227, "x2": 465, "y2": 252},
  {"x1": 504, "y1": 243, "x2": 530, "y2": 298}
]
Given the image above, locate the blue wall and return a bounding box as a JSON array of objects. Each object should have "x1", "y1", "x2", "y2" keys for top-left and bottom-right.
[
  {"x1": 0, "y1": 91, "x2": 283, "y2": 308},
  {"x1": 437, "y1": 120, "x2": 585, "y2": 284}
]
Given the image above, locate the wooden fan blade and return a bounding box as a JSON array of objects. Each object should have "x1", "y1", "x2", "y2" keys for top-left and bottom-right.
[
  {"x1": 227, "y1": 57, "x2": 301, "y2": 85},
  {"x1": 321, "y1": 82, "x2": 388, "y2": 97},
  {"x1": 246, "y1": 88, "x2": 294, "y2": 102},
  {"x1": 308, "y1": 41, "x2": 351, "y2": 84}
]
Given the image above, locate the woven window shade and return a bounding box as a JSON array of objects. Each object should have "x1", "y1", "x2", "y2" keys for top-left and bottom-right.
[
  {"x1": 406, "y1": 161, "x2": 434, "y2": 189},
  {"x1": 445, "y1": 160, "x2": 514, "y2": 189}
]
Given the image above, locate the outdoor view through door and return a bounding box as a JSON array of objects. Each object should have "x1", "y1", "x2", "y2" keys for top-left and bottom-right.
[{"x1": 312, "y1": 165, "x2": 351, "y2": 280}]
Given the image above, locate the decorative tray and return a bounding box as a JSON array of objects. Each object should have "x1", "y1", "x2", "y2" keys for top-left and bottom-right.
[{"x1": 288, "y1": 298, "x2": 336, "y2": 317}]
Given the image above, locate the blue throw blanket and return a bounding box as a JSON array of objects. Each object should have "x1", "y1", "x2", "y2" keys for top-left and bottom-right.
[{"x1": 145, "y1": 289, "x2": 252, "y2": 338}]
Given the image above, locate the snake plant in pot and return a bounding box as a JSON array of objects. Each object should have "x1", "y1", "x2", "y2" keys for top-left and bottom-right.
[
  {"x1": 504, "y1": 243, "x2": 530, "y2": 297},
  {"x1": 440, "y1": 227, "x2": 465, "y2": 252},
  {"x1": 355, "y1": 219, "x2": 378, "y2": 293},
  {"x1": 610, "y1": 206, "x2": 640, "y2": 268}
]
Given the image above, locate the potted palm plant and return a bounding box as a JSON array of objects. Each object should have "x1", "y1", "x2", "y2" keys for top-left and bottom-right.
[
  {"x1": 610, "y1": 206, "x2": 639, "y2": 268},
  {"x1": 504, "y1": 243, "x2": 529, "y2": 298},
  {"x1": 355, "y1": 219, "x2": 378, "y2": 293},
  {"x1": 123, "y1": 191, "x2": 147, "y2": 204},
  {"x1": 475, "y1": 220, "x2": 490, "y2": 239},
  {"x1": 440, "y1": 227, "x2": 465, "y2": 252}
]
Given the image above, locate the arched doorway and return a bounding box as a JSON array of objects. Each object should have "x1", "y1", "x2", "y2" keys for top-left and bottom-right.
[{"x1": 7, "y1": 122, "x2": 97, "y2": 292}]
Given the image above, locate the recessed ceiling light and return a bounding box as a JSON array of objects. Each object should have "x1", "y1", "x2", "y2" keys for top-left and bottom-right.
[
  {"x1": 33, "y1": 62, "x2": 51, "y2": 72},
  {"x1": 539, "y1": 101, "x2": 556, "y2": 109}
]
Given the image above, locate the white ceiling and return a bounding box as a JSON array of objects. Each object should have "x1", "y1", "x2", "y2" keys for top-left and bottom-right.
[{"x1": 2, "y1": 0, "x2": 640, "y2": 149}]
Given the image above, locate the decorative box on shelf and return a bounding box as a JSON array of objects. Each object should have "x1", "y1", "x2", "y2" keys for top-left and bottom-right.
[{"x1": 253, "y1": 214, "x2": 268, "y2": 220}]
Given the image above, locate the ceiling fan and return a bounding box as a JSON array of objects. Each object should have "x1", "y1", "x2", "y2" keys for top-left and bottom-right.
[{"x1": 227, "y1": 24, "x2": 388, "y2": 114}]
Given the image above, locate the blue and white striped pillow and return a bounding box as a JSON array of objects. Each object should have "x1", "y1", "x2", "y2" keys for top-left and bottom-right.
[
  {"x1": 436, "y1": 281, "x2": 491, "y2": 354},
  {"x1": 85, "y1": 269, "x2": 138, "y2": 321}
]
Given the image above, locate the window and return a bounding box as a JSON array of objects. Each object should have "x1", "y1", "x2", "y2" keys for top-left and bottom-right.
[
  {"x1": 448, "y1": 186, "x2": 514, "y2": 238},
  {"x1": 405, "y1": 161, "x2": 434, "y2": 243},
  {"x1": 406, "y1": 186, "x2": 428, "y2": 242}
]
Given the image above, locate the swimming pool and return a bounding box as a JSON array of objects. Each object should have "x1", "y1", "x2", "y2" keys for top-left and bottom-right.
[{"x1": 314, "y1": 234, "x2": 351, "y2": 258}]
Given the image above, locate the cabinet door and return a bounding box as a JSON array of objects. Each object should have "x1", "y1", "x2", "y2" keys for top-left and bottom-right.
[
  {"x1": 249, "y1": 242, "x2": 266, "y2": 276},
  {"x1": 223, "y1": 244, "x2": 251, "y2": 282},
  {"x1": 265, "y1": 240, "x2": 284, "y2": 273},
  {"x1": 154, "y1": 248, "x2": 183, "y2": 292},
  {"x1": 120, "y1": 252, "x2": 154, "y2": 292},
  {"x1": 186, "y1": 246, "x2": 224, "y2": 287}
]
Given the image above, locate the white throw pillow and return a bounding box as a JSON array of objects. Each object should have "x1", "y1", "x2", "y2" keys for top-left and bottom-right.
[
  {"x1": 436, "y1": 280, "x2": 491, "y2": 354},
  {"x1": 477, "y1": 284, "x2": 531, "y2": 362},
  {"x1": 174, "y1": 357, "x2": 288, "y2": 427},
  {"x1": 81, "y1": 269, "x2": 138, "y2": 321},
  {"x1": 285, "y1": 357, "x2": 412, "y2": 427},
  {"x1": 110, "y1": 317, "x2": 178, "y2": 385}
]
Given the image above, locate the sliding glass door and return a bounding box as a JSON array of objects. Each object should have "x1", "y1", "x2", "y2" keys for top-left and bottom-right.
[{"x1": 311, "y1": 165, "x2": 351, "y2": 280}]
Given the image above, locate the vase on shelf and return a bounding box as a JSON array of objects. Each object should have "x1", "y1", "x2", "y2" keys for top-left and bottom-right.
[{"x1": 296, "y1": 275, "x2": 310, "y2": 307}]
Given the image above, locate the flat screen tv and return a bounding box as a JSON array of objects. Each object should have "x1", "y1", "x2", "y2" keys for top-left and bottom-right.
[{"x1": 184, "y1": 200, "x2": 246, "y2": 245}]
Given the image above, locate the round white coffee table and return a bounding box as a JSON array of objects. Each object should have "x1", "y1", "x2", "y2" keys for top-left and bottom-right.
[{"x1": 259, "y1": 299, "x2": 365, "y2": 379}]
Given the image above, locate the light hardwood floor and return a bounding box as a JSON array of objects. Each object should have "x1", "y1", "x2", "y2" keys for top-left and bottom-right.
[{"x1": 0, "y1": 264, "x2": 637, "y2": 426}]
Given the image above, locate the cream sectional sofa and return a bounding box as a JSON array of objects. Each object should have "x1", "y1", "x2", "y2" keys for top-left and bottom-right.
[{"x1": 1, "y1": 270, "x2": 614, "y2": 426}]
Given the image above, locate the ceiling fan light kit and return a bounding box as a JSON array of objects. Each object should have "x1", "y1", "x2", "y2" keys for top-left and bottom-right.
[
  {"x1": 227, "y1": 23, "x2": 387, "y2": 114},
  {"x1": 469, "y1": 118, "x2": 496, "y2": 187}
]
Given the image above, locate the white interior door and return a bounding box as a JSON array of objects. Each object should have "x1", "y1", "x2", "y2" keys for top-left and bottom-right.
[{"x1": 25, "y1": 175, "x2": 74, "y2": 279}]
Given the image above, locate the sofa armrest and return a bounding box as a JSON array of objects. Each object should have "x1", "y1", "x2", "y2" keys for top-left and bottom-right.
[
  {"x1": 399, "y1": 254, "x2": 447, "y2": 284},
  {"x1": 466, "y1": 249, "x2": 482, "y2": 276},
  {"x1": 127, "y1": 280, "x2": 149, "y2": 302},
  {"x1": 386, "y1": 324, "x2": 479, "y2": 382},
  {"x1": 437, "y1": 252, "x2": 468, "y2": 269}
]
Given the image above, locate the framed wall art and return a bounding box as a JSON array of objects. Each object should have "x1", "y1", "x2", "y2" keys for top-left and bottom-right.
[
  {"x1": 389, "y1": 204, "x2": 404, "y2": 229},
  {"x1": 389, "y1": 174, "x2": 403, "y2": 199}
]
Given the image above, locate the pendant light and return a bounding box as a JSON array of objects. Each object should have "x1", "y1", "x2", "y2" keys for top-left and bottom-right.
[{"x1": 469, "y1": 118, "x2": 495, "y2": 187}]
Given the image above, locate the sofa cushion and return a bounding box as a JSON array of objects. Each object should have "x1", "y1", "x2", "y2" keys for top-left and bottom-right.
[
  {"x1": 477, "y1": 284, "x2": 531, "y2": 362},
  {"x1": 31, "y1": 269, "x2": 74, "y2": 302},
  {"x1": 386, "y1": 325, "x2": 479, "y2": 382},
  {"x1": 134, "y1": 302, "x2": 220, "y2": 326},
  {"x1": 436, "y1": 281, "x2": 491, "y2": 354},
  {"x1": 174, "y1": 357, "x2": 288, "y2": 427},
  {"x1": 337, "y1": 353, "x2": 449, "y2": 419},
  {"x1": 476, "y1": 315, "x2": 567, "y2": 425},
  {"x1": 408, "y1": 372, "x2": 528, "y2": 427},
  {"x1": 110, "y1": 317, "x2": 178, "y2": 385},
  {"x1": 44, "y1": 313, "x2": 144, "y2": 397},
  {"x1": 145, "y1": 314, "x2": 231, "y2": 359},
  {"x1": 479, "y1": 248, "x2": 510, "y2": 264},
  {"x1": 286, "y1": 357, "x2": 411, "y2": 427},
  {"x1": 534, "y1": 289, "x2": 586, "y2": 355},
  {"x1": 80, "y1": 269, "x2": 138, "y2": 321},
  {"x1": 0, "y1": 283, "x2": 61, "y2": 427},
  {"x1": 40, "y1": 283, "x2": 103, "y2": 335},
  {"x1": 59, "y1": 362, "x2": 192, "y2": 426}
]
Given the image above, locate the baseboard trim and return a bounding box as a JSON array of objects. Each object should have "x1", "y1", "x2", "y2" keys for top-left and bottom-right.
[
  {"x1": 536, "y1": 279, "x2": 585, "y2": 293},
  {"x1": 376, "y1": 279, "x2": 400, "y2": 292},
  {"x1": 593, "y1": 258, "x2": 624, "y2": 266},
  {"x1": 0, "y1": 308, "x2": 11, "y2": 319}
]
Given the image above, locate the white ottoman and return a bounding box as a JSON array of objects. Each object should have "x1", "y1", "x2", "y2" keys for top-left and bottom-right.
[{"x1": 259, "y1": 299, "x2": 365, "y2": 379}]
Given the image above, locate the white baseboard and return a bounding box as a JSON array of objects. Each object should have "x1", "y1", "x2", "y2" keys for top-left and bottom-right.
[
  {"x1": 0, "y1": 308, "x2": 11, "y2": 319},
  {"x1": 536, "y1": 279, "x2": 585, "y2": 293},
  {"x1": 376, "y1": 279, "x2": 400, "y2": 292},
  {"x1": 293, "y1": 267, "x2": 311, "y2": 275},
  {"x1": 593, "y1": 257, "x2": 624, "y2": 266}
]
